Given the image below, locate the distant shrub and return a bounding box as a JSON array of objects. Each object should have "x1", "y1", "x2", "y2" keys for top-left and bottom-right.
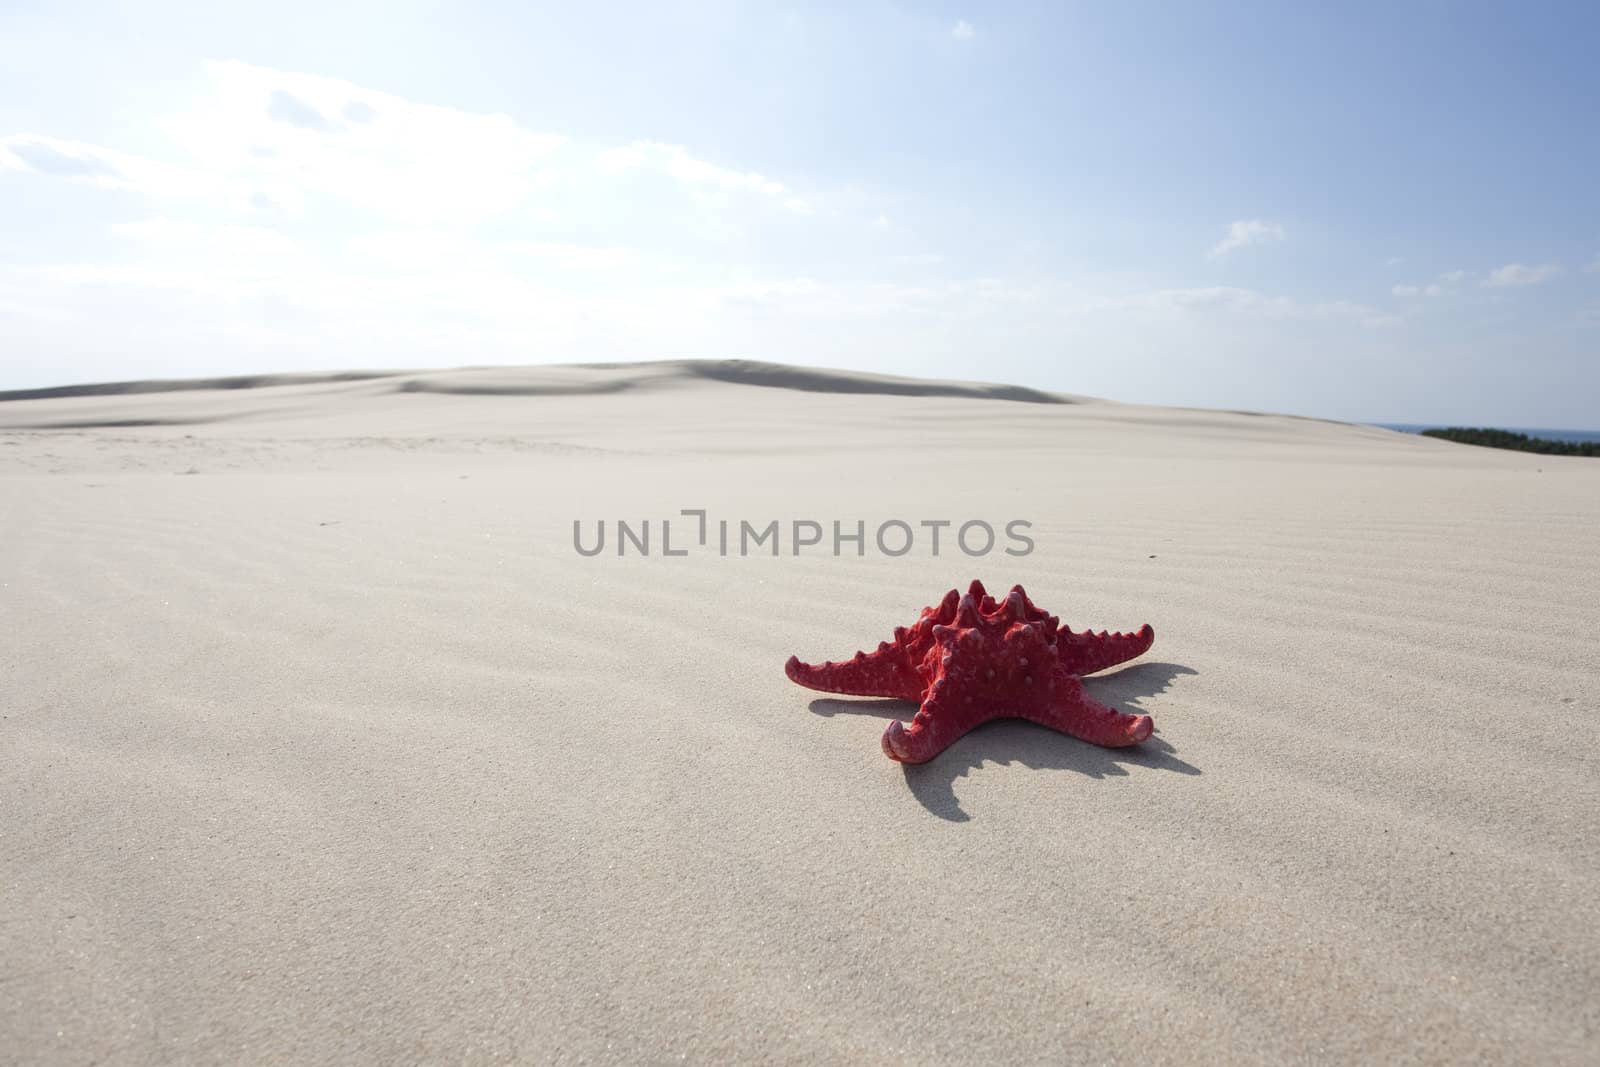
[{"x1": 1421, "y1": 428, "x2": 1599, "y2": 457}]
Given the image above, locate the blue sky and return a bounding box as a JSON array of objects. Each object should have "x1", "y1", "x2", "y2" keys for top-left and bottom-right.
[{"x1": 1, "y1": 1, "x2": 1596, "y2": 425}]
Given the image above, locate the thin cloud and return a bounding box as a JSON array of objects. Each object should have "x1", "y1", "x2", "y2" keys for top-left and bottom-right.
[
  {"x1": 1139, "y1": 285, "x2": 1396, "y2": 327},
  {"x1": 0, "y1": 134, "x2": 204, "y2": 195},
  {"x1": 1481, "y1": 262, "x2": 1561, "y2": 288},
  {"x1": 598, "y1": 140, "x2": 811, "y2": 213},
  {"x1": 951, "y1": 20, "x2": 975, "y2": 40},
  {"x1": 4, "y1": 139, "x2": 120, "y2": 179},
  {"x1": 1391, "y1": 269, "x2": 1472, "y2": 298},
  {"x1": 1209, "y1": 219, "x2": 1284, "y2": 259},
  {"x1": 267, "y1": 89, "x2": 332, "y2": 132}
]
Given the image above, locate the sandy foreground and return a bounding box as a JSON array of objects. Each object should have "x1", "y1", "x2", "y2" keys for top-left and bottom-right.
[{"x1": 2, "y1": 361, "x2": 1597, "y2": 1064}]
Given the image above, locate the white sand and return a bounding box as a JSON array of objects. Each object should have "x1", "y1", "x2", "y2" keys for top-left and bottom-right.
[{"x1": 2, "y1": 361, "x2": 1597, "y2": 1063}]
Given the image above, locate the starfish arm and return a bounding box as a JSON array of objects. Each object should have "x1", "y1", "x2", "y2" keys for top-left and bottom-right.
[
  {"x1": 786, "y1": 588, "x2": 972, "y2": 702},
  {"x1": 1054, "y1": 624, "x2": 1155, "y2": 676},
  {"x1": 880, "y1": 682, "x2": 985, "y2": 764},
  {"x1": 785, "y1": 647, "x2": 925, "y2": 701},
  {"x1": 1019, "y1": 670, "x2": 1152, "y2": 747},
  {"x1": 880, "y1": 617, "x2": 1033, "y2": 764}
]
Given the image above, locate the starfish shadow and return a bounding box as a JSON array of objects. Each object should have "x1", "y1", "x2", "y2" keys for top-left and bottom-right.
[
  {"x1": 807, "y1": 697, "x2": 912, "y2": 719},
  {"x1": 808, "y1": 661, "x2": 1200, "y2": 823}
]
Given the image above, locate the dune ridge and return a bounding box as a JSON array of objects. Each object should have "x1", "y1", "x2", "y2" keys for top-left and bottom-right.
[
  {"x1": 0, "y1": 369, "x2": 403, "y2": 403},
  {"x1": 0, "y1": 358, "x2": 1082, "y2": 407}
]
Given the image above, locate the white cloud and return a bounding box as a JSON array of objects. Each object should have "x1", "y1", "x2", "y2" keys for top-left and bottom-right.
[
  {"x1": 1, "y1": 136, "x2": 122, "y2": 183},
  {"x1": 1, "y1": 134, "x2": 210, "y2": 197},
  {"x1": 596, "y1": 140, "x2": 809, "y2": 213},
  {"x1": 1209, "y1": 219, "x2": 1284, "y2": 259},
  {"x1": 1482, "y1": 262, "x2": 1561, "y2": 288},
  {"x1": 150, "y1": 60, "x2": 570, "y2": 225},
  {"x1": 1132, "y1": 286, "x2": 1396, "y2": 327},
  {"x1": 266, "y1": 88, "x2": 332, "y2": 131},
  {"x1": 112, "y1": 217, "x2": 300, "y2": 260},
  {"x1": 1392, "y1": 282, "x2": 1443, "y2": 299},
  {"x1": 1394, "y1": 261, "x2": 1568, "y2": 299},
  {"x1": 3, "y1": 60, "x2": 836, "y2": 268},
  {"x1": 1391, "y1": 269, "x2": 1478, "y2": 299},
  {"x1": 951, "y1": 20, "x2": 975, "y2": 40}
]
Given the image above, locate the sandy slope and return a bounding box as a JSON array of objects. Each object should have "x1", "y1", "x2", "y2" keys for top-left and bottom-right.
[{"x1": 2, "y1": 361, "x2": 1597, "y2": 1064}]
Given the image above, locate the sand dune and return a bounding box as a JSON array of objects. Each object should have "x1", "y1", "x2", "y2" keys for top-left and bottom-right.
[
  {"x1": 2, "y1": 362, "x2": 1597, "y2": 1063},
  {"x1": 0, "y1": 369, "x2": 403, "y2": 403},
  {"x1": 0, "y1": 359, "x2": 1081, "y2": 412}
]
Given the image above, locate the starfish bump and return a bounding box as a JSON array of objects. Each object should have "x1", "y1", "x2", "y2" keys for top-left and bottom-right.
[{"x1": 787, "y1": 580, "x2": 1156, "y2": 764}]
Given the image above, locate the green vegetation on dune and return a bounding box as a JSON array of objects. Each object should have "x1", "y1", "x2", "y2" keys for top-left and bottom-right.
[{"x1": 1421, "y1": 428, "x2": 1599, "y2": 456}]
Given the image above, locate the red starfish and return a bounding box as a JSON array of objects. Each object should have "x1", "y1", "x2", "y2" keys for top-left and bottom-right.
[{"x1": 786, "y1": 580, "x2": 1156, "y2": 764}]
